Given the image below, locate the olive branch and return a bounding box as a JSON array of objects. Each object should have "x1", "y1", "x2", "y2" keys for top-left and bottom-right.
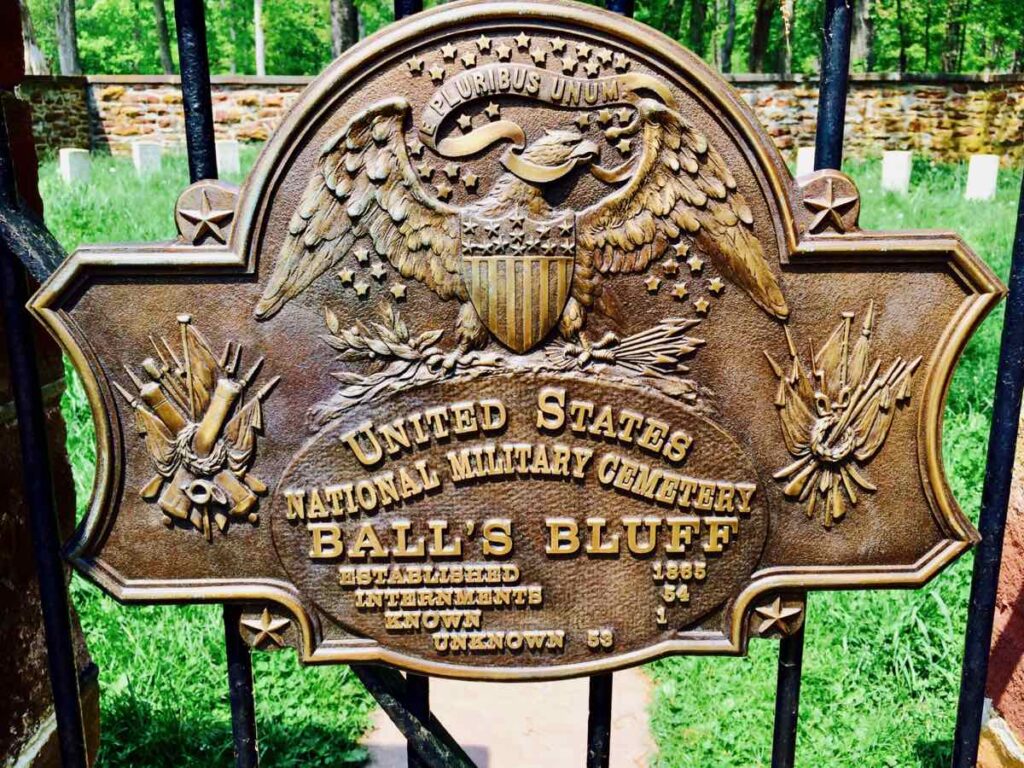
[{"x1": 309, "y1": 302, "x2": 501, "y2": 429}]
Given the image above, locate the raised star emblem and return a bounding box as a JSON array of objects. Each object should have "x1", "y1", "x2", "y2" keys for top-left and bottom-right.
[
  {"x1": 406, "y1": 56, "x2": 424, "y2": 74},
  {"x1": 443, "y1": 162, "x2": 461, "y2": 180},
  {"x1": 584, "y1": 60, "x2": 601, "y2": 77},
  {"x1": 178, "y1": 189, "x2": 233, "y2": 244},
  {"x1": 708, "y1": 277, "x2": 725, "y2": 295},
  {"x1": 463, "y1": 172, "x2": 480, "y2": 192},
  {"x1": 457, "y1": 114, "x2": 474, "y2": 132},
  {"x1": 561, "y1": 56, "x2": 578, "y2": 74},
  {"x1": 754, "y1": 597, "x2": 803, "y2": 636},
  {"x1": 440, "y1": 43, "x2": 458, "y2": 61},
  {"x1": 484, "y1": 102, "x2": 501, "y2": 119},
  {"x1": 460, "y1": 51, "x2": 477, "y2": 68},
  {"x1": 694, "y1": 297, "x2": 710, "y2": 315},
  {"x1": 671, "y1": 282, "x2": 689, "y2": 300},
  {"x1": 475, "y1": 35, "x2": 491, "y2": 52},
  {"x1": 573, "y1": 113, "x2": 590, "y2": 130},
  {"x1": 370, "y1": 262, "x2": 387, "y2": 281},
  {"x1": 389, "y1": 283, "x2": 407, "y2": 300},
  {"x1": 673, "y1": 241, "x2": 690, "y2": 257},
  {"x1": 644, "y1": 275, "x2": 661, "y2": 293},
  {"x1": 514, "y1": 32, "x2": 530, "y2": 49},
  {"x1": 612, "y1": 52, "x2": 630, "y2": 71},
  {"x1": 337, "y1": 268, "x2": 354, "y2": 285},
  {"x1": 529, "y1": 46, "x2": 547, "y2": 65},
  {"x1": 428, "y1": 64, "x2": 445, "y2": 83},
  {"x1": 687, "y1": 254, "x2": 704, "y2": 273},
  {"x1": 435, "y1": 181, "x2": 453, "y2": 200},
  {"x1": 495, "y1": 43, "x2": 513, "y2": 61},
  {"x1": 353, "y1": 246, "x2": 370, "y2": 264},
  {"x1": 353, "y1": 280, "x2": 370, "y2": 298},
  {"x1": 805, "y1": 178, "x2": 858, "y2": 233},
  {"x1": 551, "y1": 36, "x2": 567, "y2": 53},
  {"x1": 662, "y1": 259, "x2": 679, "y2": 276},
  {"x1": 241, "y1": 608, "x2": 290, "y2": 648}
]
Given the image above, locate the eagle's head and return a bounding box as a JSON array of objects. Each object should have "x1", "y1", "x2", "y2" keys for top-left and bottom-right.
[{"x1": 521, "y1": 129, "x2": 600, "y2": 168}]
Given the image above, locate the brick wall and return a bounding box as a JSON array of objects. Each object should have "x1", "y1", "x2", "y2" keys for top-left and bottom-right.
[{"x1": 15, "y1": 72, "x2": 1024, "y2": 165}]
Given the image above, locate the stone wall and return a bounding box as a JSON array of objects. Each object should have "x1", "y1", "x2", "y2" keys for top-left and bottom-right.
[{"x1": 15, "y1": 72, "x2": 1024, "y2": 165}]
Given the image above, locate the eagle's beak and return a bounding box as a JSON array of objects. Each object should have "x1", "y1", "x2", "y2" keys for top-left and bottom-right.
[{"x1": 570, "y1": 140, "x2": 600, "y2": 162}]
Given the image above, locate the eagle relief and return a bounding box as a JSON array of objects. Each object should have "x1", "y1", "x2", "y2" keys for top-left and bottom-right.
[{"x1": 31, "y1": 0, "x2": 1002, "y2": 678}]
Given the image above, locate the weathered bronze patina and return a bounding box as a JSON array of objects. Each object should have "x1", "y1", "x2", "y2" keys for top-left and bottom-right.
[{"x1": 32, "y1": 0, "x2": 1003, "y2": 679}]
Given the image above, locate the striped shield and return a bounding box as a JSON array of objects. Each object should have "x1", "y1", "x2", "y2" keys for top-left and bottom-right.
[{"x1": 460, "y1": 211, "x2": 575, "y2": 353}]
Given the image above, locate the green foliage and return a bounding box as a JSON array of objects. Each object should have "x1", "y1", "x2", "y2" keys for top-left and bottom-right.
[
  {"x1": 41, "y1": 149, "x2": 374, "y2": 768},
  {"x1": 649, "y1": 158, "x2": 1021, "y2": 767},
  {"x1": 24, "y1": 0, "x2": 1024, "y2": 76}
]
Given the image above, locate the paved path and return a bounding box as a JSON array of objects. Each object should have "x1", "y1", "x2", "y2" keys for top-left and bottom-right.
[{"x1": 362, "y1": 668, "x2": 656, "y2": 767}]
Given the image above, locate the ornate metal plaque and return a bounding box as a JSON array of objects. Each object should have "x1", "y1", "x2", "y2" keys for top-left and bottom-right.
[{"x1": 33, "y1": 0, "x2": 1003, "y2": 679}]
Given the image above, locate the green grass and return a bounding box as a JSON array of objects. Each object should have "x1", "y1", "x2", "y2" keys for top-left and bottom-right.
[
  {"x1": 44, "y1": 149, "x2": 374, "y2": 768},
  {"x1": 39, "y1": 150, "x2": 1021, "y2": 767}
]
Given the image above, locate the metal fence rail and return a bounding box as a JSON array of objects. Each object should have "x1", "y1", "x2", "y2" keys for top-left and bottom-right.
[{"x1": 1, "y1": 0, "x2": 1023, "y2": 765}]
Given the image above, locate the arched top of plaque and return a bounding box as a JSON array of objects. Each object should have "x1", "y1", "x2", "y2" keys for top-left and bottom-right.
[
  {"x1": 32, "y1": 0, "x2": 1003, "y2": 680},
  {"x1": 236, "y1": 0, "x2": 798, "y2": 272}
]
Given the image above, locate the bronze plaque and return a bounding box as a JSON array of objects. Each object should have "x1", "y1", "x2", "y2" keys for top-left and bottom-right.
[{"x1": 33, "y1": 0, "x2": 1003, "y2": 679}]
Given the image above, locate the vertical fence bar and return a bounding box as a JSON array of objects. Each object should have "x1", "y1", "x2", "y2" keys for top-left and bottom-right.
[
  {"x1": 951, "y1": 175, "x2": 1024, "y2": 767},
  {"x1": 582, "y1": 2, "x2": 638, "y2": 763},
  {"x1": 770, "y1": 624, "x2": 805, "y2": 768},
  {"x1": 406, "y1": 673, "x2": 430, "y2": 768},
  {"x1": 172, "y1": 2, "x2": 258, "y2": 766},
  {"x1": 0, "y1": 107, "x2": 89, "y2": 768},
  {"x1": 393, "y1": 0, "x2": 422, "y2": 21},
  {"x1": 771, "y1": 3, "x2": 852, "y2": 767},
  {"x1": 813, "y1": 0, "x2": 854, "y2": 172},
  {"x1": 174, "y1": 0, "x2": 217, "y2": 181},
  {"x1": 388, "y1": 0, "x2": 424, "y2": 758},
  {"x1": 587, "y1": 673, "x2": 613, "y2": 768}
]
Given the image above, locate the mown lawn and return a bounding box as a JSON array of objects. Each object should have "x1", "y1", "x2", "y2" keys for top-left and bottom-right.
[{"x1": 39, "y1": 150, "x2": 1020, "y2": 767}]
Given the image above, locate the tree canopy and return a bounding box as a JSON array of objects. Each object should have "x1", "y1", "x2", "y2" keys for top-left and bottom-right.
[{"x1": 21, "y1": 0, "x2": 1024, "y2": 77}]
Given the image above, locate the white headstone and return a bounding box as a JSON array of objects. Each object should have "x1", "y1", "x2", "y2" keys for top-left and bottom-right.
[
  {"x1": 216, "y1": 139, "x2": 241, "y2": 176},
  {"x1": 881, "y1": 150, "x2": 913, "y2": 194},
  {"x1": 132, "y1": 141, "x2": 163, "y2": 176},
  {"x1": 58, "y1": 148, "x2": 91, "y2": 185},
  {"x1": 795, "y1": 147, "x2": 816, "y2": 177},
  {"x1": 965, "y1": 154, "x2": 1000, "y2": 201}
]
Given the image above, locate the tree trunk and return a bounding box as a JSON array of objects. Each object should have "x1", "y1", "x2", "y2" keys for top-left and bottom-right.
[
  {"x1": 152, "y1": 0, "x2": 174, "y2": 73},
  {"x1": 254, "y1": 0, "x2": 265, "y2": 76},
  {"x1": 894, "y1": 0, "x2": 908, "y2": 72},
  {"x1": 851, "y1": 0, "x2": 875, "y2": 71},
  {"x1": 330, "y1": 0, "x2": 358, "y2": 56},
  {"x1": 687, "y1": 0, "x2": 707, "y2": 57},
  {"x1": 19, "y1": 0, "x2": 49, "y2": 75},
  {"x1": 56, "y1": 0, "x2": 81, "y2": 75},
  {"x1": 1014, "y1": 25, "x2": 1024, "y2": 73},
  {"x1": 660, "y1": 0, "x2": 684, "y2": 39},
  {"x1": 748, "y1": 0, "x2": 775, "y2": 73},
  {"x1": 924, "y1": 0, "x2": 932, "y2": 70},
  {"x1": 719, "y1": 0, "x2": 736, "y2": 72},
  {"x1": 941, "y1": 0, "x2": 965, "y2": 72},
  {"x1": 130, "y1": 0, "x2": 144, "y2": 73}
]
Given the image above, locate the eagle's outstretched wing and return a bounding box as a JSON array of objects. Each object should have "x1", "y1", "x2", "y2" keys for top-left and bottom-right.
[
  {"x1": 254, "y1": 97, "x2": 462, "y2": 319},
  {"x1": 577, "y1": 98, "x2": 788, "y2": 319}
]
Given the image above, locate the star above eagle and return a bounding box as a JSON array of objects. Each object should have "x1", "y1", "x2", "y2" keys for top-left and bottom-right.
[{"x1": 254, "y1": 95, "x2": 789, "y2": 359}]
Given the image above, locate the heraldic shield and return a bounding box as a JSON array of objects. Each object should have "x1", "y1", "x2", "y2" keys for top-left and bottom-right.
[{"x1": 460, "y1": 211, "x2": 575, "y2": 353}]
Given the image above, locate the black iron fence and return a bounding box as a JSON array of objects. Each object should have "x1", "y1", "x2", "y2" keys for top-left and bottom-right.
[{"x1": 1, "y1": 0, "x2": 1023, "y2": 766}]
